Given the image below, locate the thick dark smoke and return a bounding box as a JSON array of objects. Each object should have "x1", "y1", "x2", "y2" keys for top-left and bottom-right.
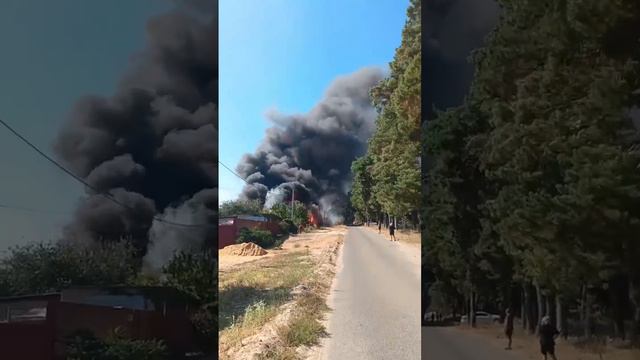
[
  {"x1": 53, "y1": 1, "x2": 217, "y2": 267},
  {"x1": 237, "y1": 68, "x2": 384, "y2": 224},
  {"x1": 424, "y1": 0, "x2": 500, "y2": 115},
  {"x1": 145, "y1": 188, "x2": 216, "y2": 270}
]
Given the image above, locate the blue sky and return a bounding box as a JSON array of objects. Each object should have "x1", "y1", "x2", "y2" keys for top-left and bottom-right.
[
  {"x1": 219, "y1": 0, "x2": 409, "y2": 203},
  {"x1": 0, "y1": 1, "x2": 170, "y2": 252}
]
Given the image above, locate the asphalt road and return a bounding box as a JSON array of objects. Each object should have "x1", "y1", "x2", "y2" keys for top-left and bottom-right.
[
  {"x1": 422, "y1": 326, "x2": 521, "y2": 360},
  {"x1": 323, "y1": 227, "x2": 421, "y2": 360}
]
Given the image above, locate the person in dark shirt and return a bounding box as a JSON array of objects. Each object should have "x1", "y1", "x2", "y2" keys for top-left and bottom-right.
[
  {"x1": 389, "y1": 222, "x2": 396, "y2": 241},
  {"x1": 504, "y1": 308, "x2": 514, "y2": 350},
  {"x1": 539, "y1": 315, "x2": 559, "y2": 360}
]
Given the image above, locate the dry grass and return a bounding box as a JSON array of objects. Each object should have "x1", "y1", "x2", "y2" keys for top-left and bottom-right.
[
  {"x1": 267, "y1": 276, "x2": 332, "y2": 358},
  {"x1": 220, "y1": 227, "x2": 344, "y2": 360},
  {"x1": 460, "y1": 323, "x2": 640, "y2": 360},
  {"x1": 396, "y1": 229, "x2": 421, "y2": 244},
  {"x1": 256, "y1": 347, "x2": 299, "y2": 360},
  {"x1": 278, "y1": 313, "x2": 327, "y2": 347},
  {"x1": 219, "y1": 252, "x2": 314, "y2": 352}
]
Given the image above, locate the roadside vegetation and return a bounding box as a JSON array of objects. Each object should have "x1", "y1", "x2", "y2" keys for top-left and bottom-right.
[
  {"x1": 350, "y1": 0, "x2": 421, "y2": 230},
  {"x1": 66, "y1": 328, "x2": 169, "y2": 360},
  {"x1": 423, "y1": 0, "x2": 640, "y2": 350},
  {"x1": 219, "y1": 251, "x2": 332, "y2": 359},
  {"x1": 236, "y1": 228, "x2": 281, "y2": 249}
]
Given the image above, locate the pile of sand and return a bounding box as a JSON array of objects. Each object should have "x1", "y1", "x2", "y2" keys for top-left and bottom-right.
[{"x1": 220, "y1": 242, "x2": 268, "y2": 256}]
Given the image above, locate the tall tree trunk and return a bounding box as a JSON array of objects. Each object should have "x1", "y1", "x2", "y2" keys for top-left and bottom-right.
[
  {"x1": 555, "y1": 295, "x2": 564, "y2": 337},
  {"x1": 579, "y1": 284, "x2": 585, "y2": 324},
  {"x1": 630, "y1": 278, "x2": 640, "y2": 343},
  {"x1": 535, "y1": 282, "x2": 543, "y2": 335},
  {"x1": 585, "y1": 286, "x2": 593, "y2": 339},
  {"x1": 525, "y1": 283, "x2": 536, "y2": 334},
  {"x1": 522, "y1": 285, "x2": 528, "y2": 330},
  {"x1": 467, "y1": 268, "x2": 475, "y2": 327},
  {"x1": 545, "y1": 295, "x2": 551, "y2": 318},
  {"x1": 610, "y1": 275, "x2": 627, "y2": 340},
  {"x1": 470, "y1": 291, "x2": 477, "y2": 328}
]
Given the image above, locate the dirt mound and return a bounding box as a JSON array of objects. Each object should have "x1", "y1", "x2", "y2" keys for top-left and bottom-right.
[{"x1": 220, "y1": 242, "x2": 268, "y2": 256}]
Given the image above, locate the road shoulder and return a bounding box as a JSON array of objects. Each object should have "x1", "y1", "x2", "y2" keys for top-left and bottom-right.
[{"x1": 218, "y1": 227, "x2": 345, "y2": 360}]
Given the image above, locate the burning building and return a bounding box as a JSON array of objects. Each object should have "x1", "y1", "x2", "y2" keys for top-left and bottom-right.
[{"x1": 308, "y1": 205, "x2": 321, "y2": 227}]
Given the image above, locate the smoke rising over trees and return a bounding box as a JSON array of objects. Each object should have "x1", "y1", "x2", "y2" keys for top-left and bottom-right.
[
  {"x1": 52, "y1": 1, "x2": 217, "y2": 263},
  {"x1": 423, "y1": 0, "x2": 499, "y2": 115},
  {"x1": 236, "y1": 67, "x2": 384, "y2": 224}
]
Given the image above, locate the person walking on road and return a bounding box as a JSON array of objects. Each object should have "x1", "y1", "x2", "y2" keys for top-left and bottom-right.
[
  {"x1": 539, "y1": 315, "x2": 559, "y2": 360},
  {"x1": 504, "y1": 308, "x2": 514, "y2": 350},
  {"x1": 389, "y1": 222, "x2": 396, "y2": 241}
]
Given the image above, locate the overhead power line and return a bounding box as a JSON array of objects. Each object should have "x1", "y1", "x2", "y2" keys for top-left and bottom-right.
[
  {"x1": 0, "y1": 117, "x2": 214, "y2": 229},
  {"x1": 218, "y1": 160, "x2": 250, "y2": 185}
]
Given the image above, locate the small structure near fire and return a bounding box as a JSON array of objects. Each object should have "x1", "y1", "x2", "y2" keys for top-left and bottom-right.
[
  {"x1": 218, "y1": 214, "x2": 281, "y2": 249},
  {"x1": 0, "y1": 286, "x2": 199, "y2": 360}
]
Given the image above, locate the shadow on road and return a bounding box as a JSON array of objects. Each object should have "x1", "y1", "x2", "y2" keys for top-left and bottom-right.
[{"x1": 423, "y1": 320, "x2": 459, "y2": 327}]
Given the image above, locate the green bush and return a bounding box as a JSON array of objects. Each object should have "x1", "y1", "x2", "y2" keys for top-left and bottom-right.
[
  {"x1": 65, "y1": 328, "x2": 169, "y2": 360},
  {"x1": 236, "y1": 227, "x2": 276, "y2": 248},
  {"x1": 102, "y1": 337, "x2": 168, "y2": 360},
  {"x1": 66, "y1": 330, "x2": 105, "y2": 360},
  {"x1": 162, "y1": 251, "x2": 216, "y2": 355},
  {"x1": 190, "y1": 303, "x2": 216, "y2": 354},
  {"x1": 278, "y1": 220, "x2": 297, "y2": 235}
]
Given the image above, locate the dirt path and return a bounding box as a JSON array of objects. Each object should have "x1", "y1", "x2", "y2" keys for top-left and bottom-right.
[
  {"x1": 423, "y1": 326, "x2": 521, "y2": 360},
  {"x1": 446, "y1": 324, "x2": 640, "y2": 360}
]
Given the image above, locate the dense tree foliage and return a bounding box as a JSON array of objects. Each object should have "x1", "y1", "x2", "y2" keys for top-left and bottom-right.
[
  {"x1": 219, "y1": 199, "x2": 264, "y2": 217},
  {"x1": 162, "y1": 250, "x2": 216, "y2": 353},
  {"x1": 350, "y1": 0, "x2": 421, "y2": 227},
  {"x1": 269, "y1": 201, "x2": 309, "y2": 228},
  {"x1": 424, "y1": 0, "x2": 640, "y2": 341},
  {"x1": 0, "y1": 241, "x2": 138, "y2": 296},
  {"x1": 350, "y1": 155, "x2": 377, "y2": 221}
]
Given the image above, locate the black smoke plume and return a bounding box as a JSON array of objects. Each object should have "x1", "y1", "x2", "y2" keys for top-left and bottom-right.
[
  {"x1": 237, "y1": 68, "x2": 384, "y2": 224},
  {"x1": 423, "y1": 0, "x2": 500, "y2": 116},
  {"x1": 53, "y1": 0, "x2": 217, "y2": 267}
]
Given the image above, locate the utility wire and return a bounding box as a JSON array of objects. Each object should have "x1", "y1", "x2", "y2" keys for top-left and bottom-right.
[
  {"x1": 218, "y1": 160, "x2": 250, "y2": 185},
  {"x1": 0, "y1": 117, "x2": 214, "y2": 229}
]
